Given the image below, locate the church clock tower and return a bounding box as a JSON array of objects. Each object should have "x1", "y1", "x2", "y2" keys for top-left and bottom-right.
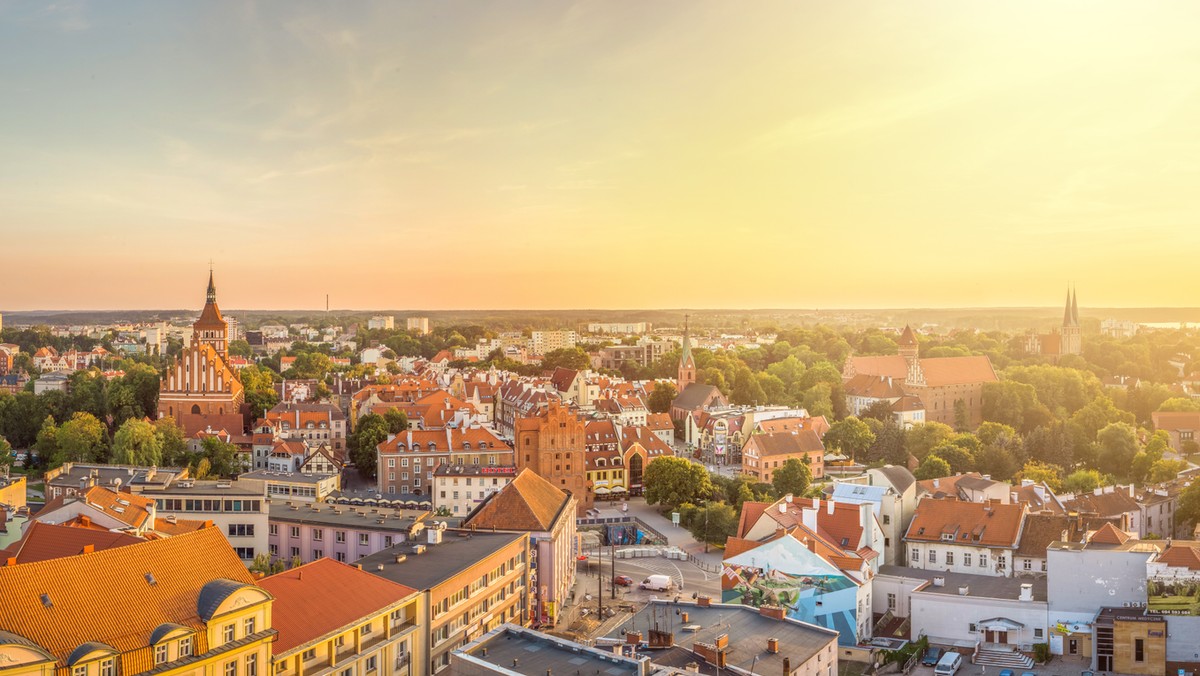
[{"x1": 677, "y1": 315, "x2": 696, "y2": 392}]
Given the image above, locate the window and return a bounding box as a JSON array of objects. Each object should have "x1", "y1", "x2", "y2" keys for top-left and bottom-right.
[
  {"x1": 997, "y1": 555, "x2": 1006, "y2": 569},
  {"x1": 963, "y1": 553, "x2": 972, "y2": 567},
  {"x1": 365, "y1": 656, "x2": 377, "y2": 673},
  {"x1": 1034, "y1": 628, "x2": 1043, "y2": 639},
  {"x1": 75, "y1": 667, "x2": 88, "y2": 676},
  {"x1": 225, "y1": 661, "x2": 237, "y2": 676},
  {"x1": 269, "y1": 524, "x2": 278, "y2": 536},
  {"x1": 334, "y1": 636, "x2": 345, "y2": 648},
  {"x1": 336, "y1": 552, "x2": 346, "y2": 562},
  {"x1": 336, "y1": 531, "x2": 346, "y2": 543},
  {"x1": 224, "y1": 624, "x2": 236, "y2": 644},
  {"x1": 388, "y1": 458, "x2": 396, "y2": 467},
  {"x1": 290, "y1": 526, "x2": 300, "y2": 538},
  {"x1": 313, "y1": 549, "x2": 323, "y2": 559},
  {"x1": 155, "y1": 643, "x2": 169, "y2": 665},
  {"x1": 302, "y1": 649, "x2": 316, "y2": 662},
  {"x1": 179, "y1": 637, "x2": 192, "y2": 657},
  {"x1": 360, "y1": 624, "x2": 373, "y2": 635},
  {"x1": 290, "y1": 547, "x2": 300, "y2": 558},
  {"x1": 1135, "y1": 638, "x2": 1145, "y2": 662},
  {"x1": 911, "y1": 548, "x2": 919, "y2": 562},
  {"x1": 384, "y1": 536, "x2": 393, "y2": 547},
  {"x1": 928, "y1": 550, "x2": 937, "y2": 563},
  {"x1": 246, "y1": 655, "x2": 257, "y2": 676},
  {"x1": 1023, "y1": 559, "x2": 1032, "y2": 570},
  {"x1": 100, "y1": 659, "x2": 115, "y2": 676},
  {"x1": 359, "y1": 533, "x2": 370, "y2": 546},
  {"x1": 1041, "y1": 559, "x2": 1047, "y2": 572},
  {"x1": 979, "y1": 554, "x2": 988, "y2": 568},
  {"x1": 887, "y1": 593, "x2": 896, "y2": 610},
  {"x1": 245, "y1": 617, "x2": 256, "y2": 635},
  {"x1": 269, "y1": 544, "x2": 278, "y2": 556},
  {"x1": 313, "y1": 529, "x2": 323, "y2": 541},
  {"x1": 228, "y1": 524, "x2": 255, "y2": 537},
  {"x1": 883, "y1": 515, "x2": 891, "y2": 525},
  {"x1": 340, "y1": 669, "x2": 353, "y2": 676},
  {"x1": 235, "y1": 547, "x2": 255, "y2": 559}
]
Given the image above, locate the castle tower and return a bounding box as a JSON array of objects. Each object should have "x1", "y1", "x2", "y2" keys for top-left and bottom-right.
[
  {"x1": 677, "y1": 315, "x2": 696, "y2": 392},
  {"x1": 1061, "y1": 286, "x2": 1082, "y2": 355},
  {"x1": 897, "y1": 325, "x2": 925, "y2": 386},
  {"x1": 192, "y1": 270, "x2": 229, "y2": 361}
]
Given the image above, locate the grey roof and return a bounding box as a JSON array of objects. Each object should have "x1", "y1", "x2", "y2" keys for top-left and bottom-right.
[
  {"x1": 197, "y1": 579, "x2": 252, "y2": 621},
  {"x1": 240, "y1": 470, "x2": 336, "y2": 485},
  {"x1": 149, "y1": 623, "x2": 190, "y2": 645},
  {"x1": 0, "y1": 630, "x2": 46, "y2": 651},
  {"x1": 144, "y1": 480, "x2": 265, "y2": 497},
  {"x1": 957, "y1": 476, "x2": 1001, "y2": 492},
  {"x1": 359, "y1": 531, "x2": 526, "y2": 591},
  {"x1": 877, "y1": 565, "x2": 1048, "y2": 602},
  {"x1": 872, "y1": 465, "x2": 916, "y2": 494},
  {"x1": 66, "y1": 642, "x2": 117, "y2": 666},
  {"x1": 457, "y1": 624, "x2": 646, "y2": 676},
  {"x1": 47, "y1": 464, "x2": 183, "y2": 489},
  {"x1": 268, "y1": 501, "x2": 427, "y2": 533},
  {"x1": 605, "y1": 600, "x2": 837, "y2": 676},
  {"x1": 671, "y1": 384, "x2": 722, "y2": 411}
]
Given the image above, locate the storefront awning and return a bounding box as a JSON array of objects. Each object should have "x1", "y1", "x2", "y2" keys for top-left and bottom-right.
[
  {"x1": 610, "y1": 486, "x2": 627, "y2": 493},
  {"x1": 593, "y1": 487, "x2": 610, "y2": 494}
]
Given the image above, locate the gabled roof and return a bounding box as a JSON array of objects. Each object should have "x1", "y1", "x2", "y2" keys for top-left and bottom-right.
[
  {"x1": 1088, "y1": 522, "x2": 1131, "y2": 546},
  {"x1": 1, "y1": 521, "x2": 143, "y2": 565},
  {"x1": 0, "y1": 527, "x2": 257, "y2": 666},
  {"x1": 905, "y1": 498, "x2": 1025, "y2": 548},
  {"x1": 1155, "y1": 543, "x2": 1200, "y2": 571},
  {"x1": 463, "y1": 469, "x2": 573, "y2": 532},
  {"x1": 1015, "y1": 514, "x2": 1078, "y2": 558},
  {"x1": 671, "y1": 383, "x2": 724, "y2": 411},
  {"x1": 744, "y1": 430, "x2": 824, "y2": 457},
  {"x1": 847, "y1": 355, "x2": 998, "y2": 386},
  {"x1": 38, "y1": 486, "x2": 156, "y2": 531},
  {"x1": 898, "y1": 325, "x2": 918, "y2": 346},
  {"x1": 259, "y1": 558, "x2": 417, "y2": 654}
]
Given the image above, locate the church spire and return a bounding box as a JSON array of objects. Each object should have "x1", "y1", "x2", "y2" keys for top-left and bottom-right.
[
  {"x1": 677, "y1": 314, "x2": 696, "y2": 393},
  {"x1": 681, "y1": 314, "x2": 692, "y2": 367},
  {"x1": 1062, "y1": 286, "x2": 1074, "y2": 328},
  {"x1": 1071, "y1": 286, "x2": 1079, "y2": 326},
  {"x1": 206, "y1": 267, "x2": 217, "y2": 305}
]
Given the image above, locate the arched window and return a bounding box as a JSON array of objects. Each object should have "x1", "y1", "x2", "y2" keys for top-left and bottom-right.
[{"x1": 191, "y1": 404, "x2": 201, "y2": 415}]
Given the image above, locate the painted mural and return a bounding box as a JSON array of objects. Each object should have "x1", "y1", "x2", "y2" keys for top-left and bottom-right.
[
  {"x1": 1147, "y1": 576, "x2": 1200, "y2": 616},
  {"x1": 722, "y1": 536, "x2": 860, "y2": 644}
]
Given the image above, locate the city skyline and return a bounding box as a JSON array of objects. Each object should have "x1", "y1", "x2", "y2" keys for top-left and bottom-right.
[{"x1": 5, "y1": 2, "x2": 1200, "y2": 310}]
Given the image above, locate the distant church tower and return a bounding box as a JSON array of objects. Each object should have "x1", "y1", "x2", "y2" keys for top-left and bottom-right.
[
  {"x1": 191, "y1": 270, "x2": 230, "y2": 361},
  {"x1": 898, "y1": 325, "x2": 925, "y2": 386},
  {"x1": 677, "y1": 315, "x2": 696, "y2": 392},
  {"x1": 1061, "y1": 287, "x2": 1082, "y2": 356}
]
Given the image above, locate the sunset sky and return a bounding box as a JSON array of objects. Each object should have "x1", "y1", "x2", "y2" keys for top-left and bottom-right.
[{"x1": 3, "y1": 1, "x2": 1200, "y2": 311}]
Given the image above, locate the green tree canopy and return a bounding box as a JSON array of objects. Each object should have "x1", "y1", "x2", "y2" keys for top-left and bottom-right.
[
  {"x1": 1096, "y1": 422, "x2": 1139, "y2": 479},
  {"x1": 929, "y1": 442, "x2": 974, "y2": 475},
  {"x1": 1016, "y1": 460, "x2": 1063, "y2": 492},
  {"x1": 647, "y1": 382, "x2": 678, "y2": 414},
  {"x1": 111, "y1": 418, "x2": 163, "y2": 466},
  {"x1": 905, "y1": 422, "x2": 955, "y2": 460},
  {"x1": 824, "y1": 417, "x2": 875, "y2": 462},
  {"x1": 914, "y1": 455, "x2": 952, "y2": 481},
  {"x1": 644, "y1": 457, "x2": 713, "y2": 509},
  {"x1": 383, "y1": 408, "x2": 410, "y2": 434},
  {"x1": 771, "y1": 458, "x2": 812, "y2": 498},
  {"x1": 1064, "y1": 469, "x2": 1103, "y2": 493},
  {"x1": 350, "y1": 413, "x2": 390, "y2": 480},
  {"x1": 56, "y1": 412, "x2": 108, "y2": 466}
]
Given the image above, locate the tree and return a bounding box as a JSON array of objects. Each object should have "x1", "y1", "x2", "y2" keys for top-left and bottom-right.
[
  {"x1": 824, "y1": 417, "x2": 875, "y2": 462},
  {"x1": 1016, "y1": 461, "x2": 1063, "y2": 492},
  {"x1": 1064, "y1": 469, "x2": 1103, "y2": 493},
  {"x1": 800, "y1": 382, "x2": 834, "y2": 419},
  {"x1": 154, "y1": 417, "x2": 189, "y2": 467},
  {"x1": 683, "y1": 501, "x2": 739, "y2": 545},
  {"x1": 540, "y1": 348, "x2": 592, "y2": 372},
  {"x1": 250, "y1": 553, "x2": 284, "y2": 576},
  {"x1": 229, "y1": 339, "x2": 254, "y2": 358},
  {"x1": 981, "y1": 380, "x2": 1049, "y2": 433},
  {"x1": 929, "y1": 442, "x2": 974, "y2": 474},
  {"x1": 240, "y1": 365, "x2": 279, "y2": 419},
  {"x1": 864, "y1": 418, "x2": 908, "y2": 465},
  {"x1": 731, "y1": 367, "x2": 767, "y2": 406},
  {"x1": 1178, "y1": 480, "x2": 1200, "y2": 537},
  {"x1": 859, "y1": 400, "x2": 895, "y2": 422},
  {"x1": 56, "y1": 412, "x2": 108, "y2": 465},
  {"x1": 34, "y1": 415, "x2": 59, "y2": 464},
  {"x1": 111, "y1": 419, "x2": 163, "y2": 466},
  {"x1": 1096, "y1": 422, "x2": 1139, "y2": 479},
  {"x1": 905, "y1": 422, "x2": 955, "y2": 460},
  {"x1": 1157, "y1": 397, "x2": 1200, "y2": 412},
  {"x1": 0, "y1": 435, "x2": 11, "y2": 468},
  {"x1": 644, "y1": 457, "x2": 713, "y2": 509},
  {"x1": 383, "y1": 409, "x2": 410, "y2": 434},
  {"x1": 285, "y1": 352, "x2": 332, "y2": 380},
  {"x1": 350, "y1": 413, "x2": 390, "y2": 480},
  {"x1": 647, "y1": 382, "x2": 677, "y2": 414},
  {"x1": 1149, "y1": 458, "x2": 1187, "y2": 483},
  {"x1": 953, "y1": 399, "x2": 970, "y2": 432},
  {"x1": 772, "y1": 458, "x2": 812, "y2": 497},
  {"x1": 198, "y1": 436, "x2": 241, "y2": 477},
  {"x1": 914, "y1": 455, "x2": 952, "y2": 480}
]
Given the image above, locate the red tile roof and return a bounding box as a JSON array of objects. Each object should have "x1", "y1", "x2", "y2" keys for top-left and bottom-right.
[
  {"x1": 1, "y1": 521, "x2": 143, "y2": 565},
  {"x1": 259, "y1": 558, "x2": 417, "y2": 654},
  {"x1": 906, "y1": 498, "x2": 1025, "y2": 548},
  {"x1": 463, "y1": 469, "x2": 572, "y2": 532},
  {"x1": 1088, "y1": 522, "x2": 1131, "y2": 546},
  {"x1": 1156, "y1": 543, "x2": 1200, "y2": 570}
]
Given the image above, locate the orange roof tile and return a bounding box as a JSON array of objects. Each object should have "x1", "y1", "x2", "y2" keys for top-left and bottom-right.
[
  {"x1": 463, "y1": 469, "x2": 572, "y2": 532},
  {"x1": 1156, "y1": 543, "x2": 1200, "y2": 570},
  {"x1": 0, "y1": 526, "x2": 255, "y2": 666},
  {"x1": 258, "y1": 558, "x2": 417, "y2": 654},
  {"x1": 2, "y1": 521, "x2": 143, "y2": 565},
  {"x1": 1088, "y1": 522, "x2": 1131, "y2": 546},
  {"x1": 906, "y1": 498, "x2": 1024, "y2": 548}
]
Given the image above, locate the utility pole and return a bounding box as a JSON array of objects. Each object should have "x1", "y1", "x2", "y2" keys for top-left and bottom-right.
[
  {"x1": 704, "y1": 500, "x2": 710, "y2": 554},
  {"x1": 611, "y1": 543, "x2": 616, "y2": 599}
]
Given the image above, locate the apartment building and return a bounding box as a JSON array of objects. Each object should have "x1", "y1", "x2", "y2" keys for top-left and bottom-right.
[{"x1": 268, "y1": 501, "x2": 429, "y2": 565}]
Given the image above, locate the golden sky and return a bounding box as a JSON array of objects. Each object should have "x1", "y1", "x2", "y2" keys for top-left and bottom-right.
[{"x1": 3, "y1": 1, "x2": 1200, "y2": 310}]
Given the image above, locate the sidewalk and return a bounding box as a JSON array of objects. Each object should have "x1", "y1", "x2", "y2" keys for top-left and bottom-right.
[{"x1": 596, "y1": 498, "x2": 726, "y2": 569}]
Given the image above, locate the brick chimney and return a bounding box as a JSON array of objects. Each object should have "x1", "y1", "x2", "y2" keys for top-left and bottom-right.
[
  {"x1": 767, "y1": 638, "x2": 780, "y2": 654},
  {"x1": 758, "y1": 605, "x2": 786, "y2": 621},
  {"x1": 697, "y1": 596, "x2": 712, "y2": 607}
]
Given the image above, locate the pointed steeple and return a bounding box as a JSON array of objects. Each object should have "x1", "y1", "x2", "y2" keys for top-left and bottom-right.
[
  {"x1": 206, "y1": 268, "x2": 217, "y2": 305},
  {"x1": 1062, "y1": 286, "x2": 1074, "y2": 328},
  {"x1": 677, "y1": 314, "x2": 696, "y2": 393},
  {"x1": 680, "y1": 314, "x2": 693, "y2": 368},
  {"x1": 1071, "y1": 286, "x2": 1079, "y2": 326},
  {"x1": 897, "y1": 325, "x2": 917, "y2": 347}
]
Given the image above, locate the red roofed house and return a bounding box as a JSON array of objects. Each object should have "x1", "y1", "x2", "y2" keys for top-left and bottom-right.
[
  {"x1": 514, "y1": 402, "x2": 592, "y2": 515},
  {"x1": 904, "y1": 498, "x2": 1027, "y2": 577},
  {"x1": 736, "y1": 494, "x2": 885, "y2": 576},
  {"x1": 742, "y1": 431, "x2": 825, "y2": 484},
  {"x1": 843, "y1": 325, "x2": 997, "y2": 428},
  {"x1": 259, "y1": 558, "x2": 423, "y2": 676}
]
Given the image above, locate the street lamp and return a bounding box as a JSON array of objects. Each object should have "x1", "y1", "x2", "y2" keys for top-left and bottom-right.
[{"x1": 703, "y1": 500, "x2": 710, "y2": 554}]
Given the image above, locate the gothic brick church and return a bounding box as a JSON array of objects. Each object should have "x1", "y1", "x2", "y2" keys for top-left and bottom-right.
[{"x1": 157, "y1": 272, "x2": 245, "y2": 435}]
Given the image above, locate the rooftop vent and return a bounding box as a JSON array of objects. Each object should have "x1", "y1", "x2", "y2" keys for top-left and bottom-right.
[
  {"x1": 145, "y1": 572, "x2": 157, "y2": 586},
  {"x1": 40, "y1": 593, "x2": 52, "y2": 609}
]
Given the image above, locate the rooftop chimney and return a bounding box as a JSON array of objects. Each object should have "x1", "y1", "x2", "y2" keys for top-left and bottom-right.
[
  {"x1": 767, "y1": 638, "x2": 780, "y2": 654},
  {"x1": 1019, "y1": 583, "x2": 1033, "y2": 602},
  {"x1": 783, "y1": 657, "x2": 791, "y2": 676},
  {"x1": 826, "y1": 499, "x2": 835, "y2": 515}
]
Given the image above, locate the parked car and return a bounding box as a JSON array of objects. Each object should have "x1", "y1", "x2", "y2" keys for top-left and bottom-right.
[
  {"x1": 999, "y1": 670, "x2": 1014, "y2": 676},
  {"x1": 933, "y1": 652, "x2": 962, "y2": 676},
  {"x1": 613, "y1": 575, "x2": 634, "y2": 587},
  {"x1": 639, "y1": 574, "x2": 673, "y2": 591},
  {"x1": 1021, "y1": 672, "x2": 1036, "y2": 676},
  {"x1": 921, "y1": 648, "x2": 944, "y2": 667}
]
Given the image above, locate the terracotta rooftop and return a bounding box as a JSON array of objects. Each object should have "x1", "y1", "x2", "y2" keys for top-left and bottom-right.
[
  {"x1": 463, "y1": 469, "x2": 572, "y2": 532},
  {"x1": 848, "y1": 355, "x2": 998, "y2": 386},
  {"x1": 1088, "y1": 522, "x2": 1131, "y2": 546},
  {"x1": 745, "y1": 430, "x2": 824, "y2": 457},
  {"x1": 1, "y1": 521, "x2": 143, "y2": 565},
  {"x1": 258, "y1": 558, "x2": 417, "y2": 654},
  {"x1": 1155, "y1": 543, "x2": 1200, "y2": 571},
  {"x1": 906, "y1": 498, "x2": 1025, "y2": 548},
  {"x1": 0, "y1": 526, "x2": 256, "y2": 666}
]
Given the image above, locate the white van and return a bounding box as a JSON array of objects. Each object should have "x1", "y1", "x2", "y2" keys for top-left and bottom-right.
[
  {"x1": 933, "y1": 652, "x2": 962, "y2": 676},
  {"x1": 639, "y1": 575, "x2": 672, "y2": 591}
]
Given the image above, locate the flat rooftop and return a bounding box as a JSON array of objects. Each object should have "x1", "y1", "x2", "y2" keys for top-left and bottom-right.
[
  {"x1": 48, "y1": 464, "x2": 183, "y2": 488},
  {"x1": 142, "y1": 480, "x2": 265, "y2": 497},
  {"x1": 457, "y1": 623, "x2": 647, "y2": 676},
  {"x1": 269, "y1": 501, "x2": 428, "y2": 532},
  {"x1": 358, "y1": 530, "x2": 526, "y2": 591},
  {"x1": 604, "y1": 600, "x2": 837, "y2": 675},
  {"x1": 241, "y1": 470, "x2": 337, "y2": 485},
  {"x1": 878, "y1": 565, "x2": 1048, "y2": 602}
]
